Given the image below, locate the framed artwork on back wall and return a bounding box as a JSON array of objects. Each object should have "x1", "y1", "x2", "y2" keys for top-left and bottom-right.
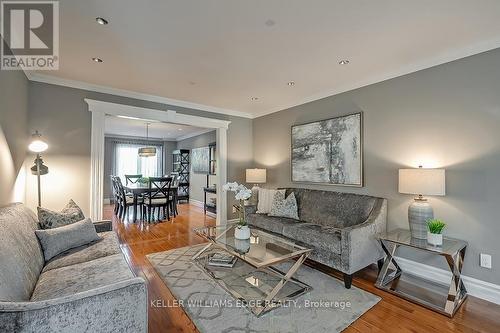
[{"x1": 291, "y1": 112, "x2": 363, "y2": 187}]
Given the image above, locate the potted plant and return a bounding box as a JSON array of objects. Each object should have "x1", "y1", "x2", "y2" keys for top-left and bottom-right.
[
  {"x1": 223, "y1": 182, "x2": 252, "y2": 239},
  {"x1": 427, "y1": 219, "x2": 446, "y2": 246}
]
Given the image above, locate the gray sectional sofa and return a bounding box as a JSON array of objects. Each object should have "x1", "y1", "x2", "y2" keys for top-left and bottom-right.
[
  {"x1": 245, "y1": 188, "x2": 387, "y2": 288},
  {"x1": 0, "y1": 203, "x2": 147, "y2": 333}
]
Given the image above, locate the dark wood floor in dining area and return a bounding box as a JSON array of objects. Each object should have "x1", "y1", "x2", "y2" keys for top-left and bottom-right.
[{"x1": 104, "y1": 203, "x2": 500, "y2": 333}]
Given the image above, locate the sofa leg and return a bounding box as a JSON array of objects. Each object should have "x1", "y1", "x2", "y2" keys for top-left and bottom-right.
[
  {"x1": 377, "y1": 258, "x2": 385, "y2": 272},
  {"x1": 343, "y1": 273, "x2": 353, "y2": 289}
]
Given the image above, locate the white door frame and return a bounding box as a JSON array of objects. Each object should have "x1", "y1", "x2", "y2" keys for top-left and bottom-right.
[{"x1": 85, "y1": 99, "x2": 230, "y2": 225}]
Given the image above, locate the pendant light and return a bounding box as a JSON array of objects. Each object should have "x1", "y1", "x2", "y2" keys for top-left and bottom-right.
[{"x1": 138, "y1": 123, "x2": 156, "y2": 157}]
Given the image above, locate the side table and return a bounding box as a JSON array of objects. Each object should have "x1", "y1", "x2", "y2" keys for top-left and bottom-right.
[{"x1": 375, "y1": 228, "x2": 467, "y2": 317}]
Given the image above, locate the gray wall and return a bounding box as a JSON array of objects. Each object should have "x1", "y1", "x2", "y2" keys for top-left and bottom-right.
[
  {"x1": 26, "y1": 81, "x2": 253, "y2": 217},
  {"x1": 176, "y1": 131, "x2": 216, "y2": 203},
  {"x1": 253, "y1": 48, "x2": 500, "y2": 284},
  {"x1": 0, "y1": 47, "x2": 29, "y2": 205}
]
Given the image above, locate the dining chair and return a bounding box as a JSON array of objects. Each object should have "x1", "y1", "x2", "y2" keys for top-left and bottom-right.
[
  {"x1": 125, "y1": 174, "x2": 142, "y2": 185},
  {"x1": 116, "y1": 176, "x2": 143, "y2": 220},
  {"x1": 142, "y1": 177, "x2": 173, "y2": 222},
  {"x1": 111, "y1": 176, "x2": 120, "y2": 215}
]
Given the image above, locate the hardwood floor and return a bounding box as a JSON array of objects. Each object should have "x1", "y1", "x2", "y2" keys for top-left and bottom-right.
[{"x1": 104, "y1": 203, "x2": 500, "y2": 333}]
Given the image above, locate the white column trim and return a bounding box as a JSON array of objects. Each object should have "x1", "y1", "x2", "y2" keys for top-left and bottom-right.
[
  {"x1": 89, "y1": 111, "x2": 105, "y2": 220},
  {"x1": 216, "y1": 127, "x2": 228, "y2": 225},
  {"x1": 85, "y1": 99, "x2": 230, "y2": 224}
]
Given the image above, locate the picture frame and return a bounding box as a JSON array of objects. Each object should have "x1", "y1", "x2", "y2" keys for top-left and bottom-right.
[{"x1": 291, "y1": 112, "x2": 363, "y2": 187}]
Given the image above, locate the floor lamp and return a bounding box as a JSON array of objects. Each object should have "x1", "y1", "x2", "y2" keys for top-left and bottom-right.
[{"x1": 28, "y1": 131, "x2": 49, "y2": 207}]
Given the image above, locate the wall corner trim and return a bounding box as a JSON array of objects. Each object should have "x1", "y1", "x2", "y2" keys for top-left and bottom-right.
[{"x1": 394, "y1": 256, "x2": 500, "y2": 305}]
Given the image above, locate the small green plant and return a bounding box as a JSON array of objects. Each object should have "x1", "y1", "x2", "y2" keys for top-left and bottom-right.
[
  {"x1": 427, "y1": 219, "x2": 446, "y2": 234},
  {"x1": 138, "y1": 177, "x2": 149, "y2": 184}
]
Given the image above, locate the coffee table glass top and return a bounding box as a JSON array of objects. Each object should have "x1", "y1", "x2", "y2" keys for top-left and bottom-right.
[
  {"x1": 194, "y1": 224, "x2": 311, "y2": 268},
  {"x1": 377, "y1": 228, "x2": 468, "y2": 256}
]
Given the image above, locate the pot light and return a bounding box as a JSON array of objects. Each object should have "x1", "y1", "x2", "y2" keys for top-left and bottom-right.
[
  {"x1": 287, "y1": 81, "x2": 295, "y2": 86},
  {"x1": 177, "y1": 128, "x2": 183, "y2": 131},
  {"x1": 92, "y1": 57, "x2": 103, "y2": 63},
  {"x1": 339, "y1": 60, "x2": 350, "y2": 65},
  {"x1": 95, "y1": 17, "x2": 109, "y2": 25}
]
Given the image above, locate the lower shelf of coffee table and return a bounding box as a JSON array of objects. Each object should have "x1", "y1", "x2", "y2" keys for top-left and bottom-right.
[{"x1": 193, "y1": 248, "x2": 311, "y2": 317}]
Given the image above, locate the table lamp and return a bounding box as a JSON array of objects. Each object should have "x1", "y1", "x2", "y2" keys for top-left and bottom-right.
[
  {"x1": 29, "y1": 131, "x2": 49, "y2": 207},
  {"x1": 399, "y1": 166, "x2": 445, "y2": 239},
  {"x1": 246, "y1": 168, "x2": 266, "y2": 205}
]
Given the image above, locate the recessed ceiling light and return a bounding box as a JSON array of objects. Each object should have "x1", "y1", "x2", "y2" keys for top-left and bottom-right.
[
  {"x1": 95, "y1": 17, "x2": 109, "y2": 25},
  {"x1": 265, "y1": 19, "x2": 276, "y2": 27},
  {"x1": 92, "y1": 57, "x2": 103, "y2": 63},
  {"x1": 339, "y1": 60, "x2": 350, "y2": 65},
  {"x1": 287, "y1": 81, "x2": 295, "y2": 86},
  {"x1": 177, "y1": 128, "x2": 183, "y2": 131},
  {"x1": 251, "y1": 97, "x2": 259, "y2": 101}
]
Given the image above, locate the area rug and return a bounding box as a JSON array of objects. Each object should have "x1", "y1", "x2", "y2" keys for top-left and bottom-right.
[{"x1": 147, "y1": 245, "x2": 380, "y2": 333}]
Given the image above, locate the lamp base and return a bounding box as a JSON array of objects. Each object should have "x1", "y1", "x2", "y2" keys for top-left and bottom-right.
[
  {"x1": 408, "y1": 200, "x2": 434, "y2": 239},
  {"x1": 248, "y1": 185, "x2": 260, "y2": 205}
]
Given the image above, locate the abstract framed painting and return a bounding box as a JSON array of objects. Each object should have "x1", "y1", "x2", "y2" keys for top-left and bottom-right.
[
  {"x1": 291, "y1": 112, "x2": 363, "y2": 187},
  {"x1": 191, "y1": 147, "x2": 210, "y2": 174}
]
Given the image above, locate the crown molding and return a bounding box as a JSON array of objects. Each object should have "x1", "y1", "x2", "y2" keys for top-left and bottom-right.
[
  {"x1": 28, "y1": 73, "x2": 253, "y2": 119},
  {"x1": 25, "y1": 36, "x2": 500, "y2": 120},
  {"x1": 252, "y1": 38, "x2": 500, "y2": 118}
]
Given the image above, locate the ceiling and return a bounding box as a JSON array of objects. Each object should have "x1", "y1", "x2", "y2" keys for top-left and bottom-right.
[
  {"x1": 104, "y1": 115, "x2": 212, "y2": 141},
  {"x1": 30, "y1": 0, "x2": 500, "y2": 118}
]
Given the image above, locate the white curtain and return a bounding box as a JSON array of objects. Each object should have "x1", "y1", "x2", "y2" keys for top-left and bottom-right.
[{"x1": 112, "y1": 141, "x2": 163, "y2": 182}]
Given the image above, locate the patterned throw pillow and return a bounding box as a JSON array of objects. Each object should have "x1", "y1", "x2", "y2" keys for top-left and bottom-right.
[
  {"x1": 38, "y1": 199, "x2": 85, "y2": 229},
  {"x1": 269, "y1": 192, "x2": 300, "y2": 220},
  {"x1": 256, "y1": 188, "x2": 286, "y2": 214}
]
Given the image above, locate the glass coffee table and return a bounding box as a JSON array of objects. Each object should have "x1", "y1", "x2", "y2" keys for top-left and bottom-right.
[{"x1": 193, "y1": 224, "x2": 312, "y2": 316}]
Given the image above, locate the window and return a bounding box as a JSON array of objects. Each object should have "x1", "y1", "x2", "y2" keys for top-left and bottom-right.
[{"x1": 113, "y1": 141, "x2": 163, "y2": 181}]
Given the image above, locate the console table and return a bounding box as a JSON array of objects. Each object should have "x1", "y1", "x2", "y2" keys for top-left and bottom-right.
[{"x1": 375, "y1": 228, "x2": 467, "y2": 317}]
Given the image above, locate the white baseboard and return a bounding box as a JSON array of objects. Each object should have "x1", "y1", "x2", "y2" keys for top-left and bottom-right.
[
  {"x1": 394, "y1": 256, "x2": 500, "y2": 305},
  {"x1": 189, "y1": 199, "x2": 204, "y2": 208}
]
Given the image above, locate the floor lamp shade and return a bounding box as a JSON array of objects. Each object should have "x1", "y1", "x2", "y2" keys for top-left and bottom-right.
[{"x1": 399, "y1": 167, "x2": 445, "y2": 239}]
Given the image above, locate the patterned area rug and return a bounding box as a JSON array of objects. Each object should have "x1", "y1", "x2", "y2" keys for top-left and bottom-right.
[{"x1": 147, "y1": 245, "x2": 380, "y2": 333}]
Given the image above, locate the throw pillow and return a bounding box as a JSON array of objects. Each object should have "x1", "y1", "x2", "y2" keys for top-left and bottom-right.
[
  {"x1": 35, "y1": 218, "x2": 101, "y2": 261},
  {"x1": 256, "y1": 188, "x2": 285, "y2": 214},
  {"x1": 269, "y1": 192, "x2": 300, "y2": 220},
  {"x1": 38, "y1": 199, "x2": 85, "y2": 229}
]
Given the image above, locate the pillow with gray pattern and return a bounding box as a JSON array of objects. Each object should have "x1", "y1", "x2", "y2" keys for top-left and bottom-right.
[
  {"x1": 38, "y1": 199, "x2": 85, "y2": 229},
  {"x1": 268, "y1": 191, "x2": 300, "y2": 220}
]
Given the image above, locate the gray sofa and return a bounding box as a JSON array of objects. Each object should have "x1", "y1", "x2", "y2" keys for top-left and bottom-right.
[
  {"x1": 0, "y1": 203, "x2": 147, "y2": 333},
  {"x1": 245, "y1": 188, "x2": 387, "y2": 288}
]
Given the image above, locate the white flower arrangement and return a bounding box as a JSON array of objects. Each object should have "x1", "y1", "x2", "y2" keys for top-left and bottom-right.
[{"x1": 223, "y1": 182, "x2": 252, "y2": 227}]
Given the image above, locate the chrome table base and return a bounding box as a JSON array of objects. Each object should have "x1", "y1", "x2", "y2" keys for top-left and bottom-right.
[{"x1": 375, "y1": 233, "x2": 467, "y2": 317}]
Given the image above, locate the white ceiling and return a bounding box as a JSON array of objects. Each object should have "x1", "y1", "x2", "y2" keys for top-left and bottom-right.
[
  {"x1": 30, "y1": 0, "x2": 500, "y2": 118},
  {"x1": 104, "y1": 115, "x2": 212, "y2": 141}
]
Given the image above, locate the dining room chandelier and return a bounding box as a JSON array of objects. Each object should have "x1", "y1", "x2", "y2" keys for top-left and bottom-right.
[{"x1": 138, "y1": 123, "x2": 156, "y2": 157}]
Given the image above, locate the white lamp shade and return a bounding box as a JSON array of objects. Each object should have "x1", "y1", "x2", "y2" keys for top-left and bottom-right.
[
  {"x1": 399, "y1": 168, "x2": 445, "y2": 196},
  {"x1": 246, "y1": 168, "x2": 266, "y2": 184}
]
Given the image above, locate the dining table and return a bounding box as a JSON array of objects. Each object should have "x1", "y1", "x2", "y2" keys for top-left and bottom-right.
[{"x1": 123, "y1": 183, "x2": 179, "y2": 221}]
